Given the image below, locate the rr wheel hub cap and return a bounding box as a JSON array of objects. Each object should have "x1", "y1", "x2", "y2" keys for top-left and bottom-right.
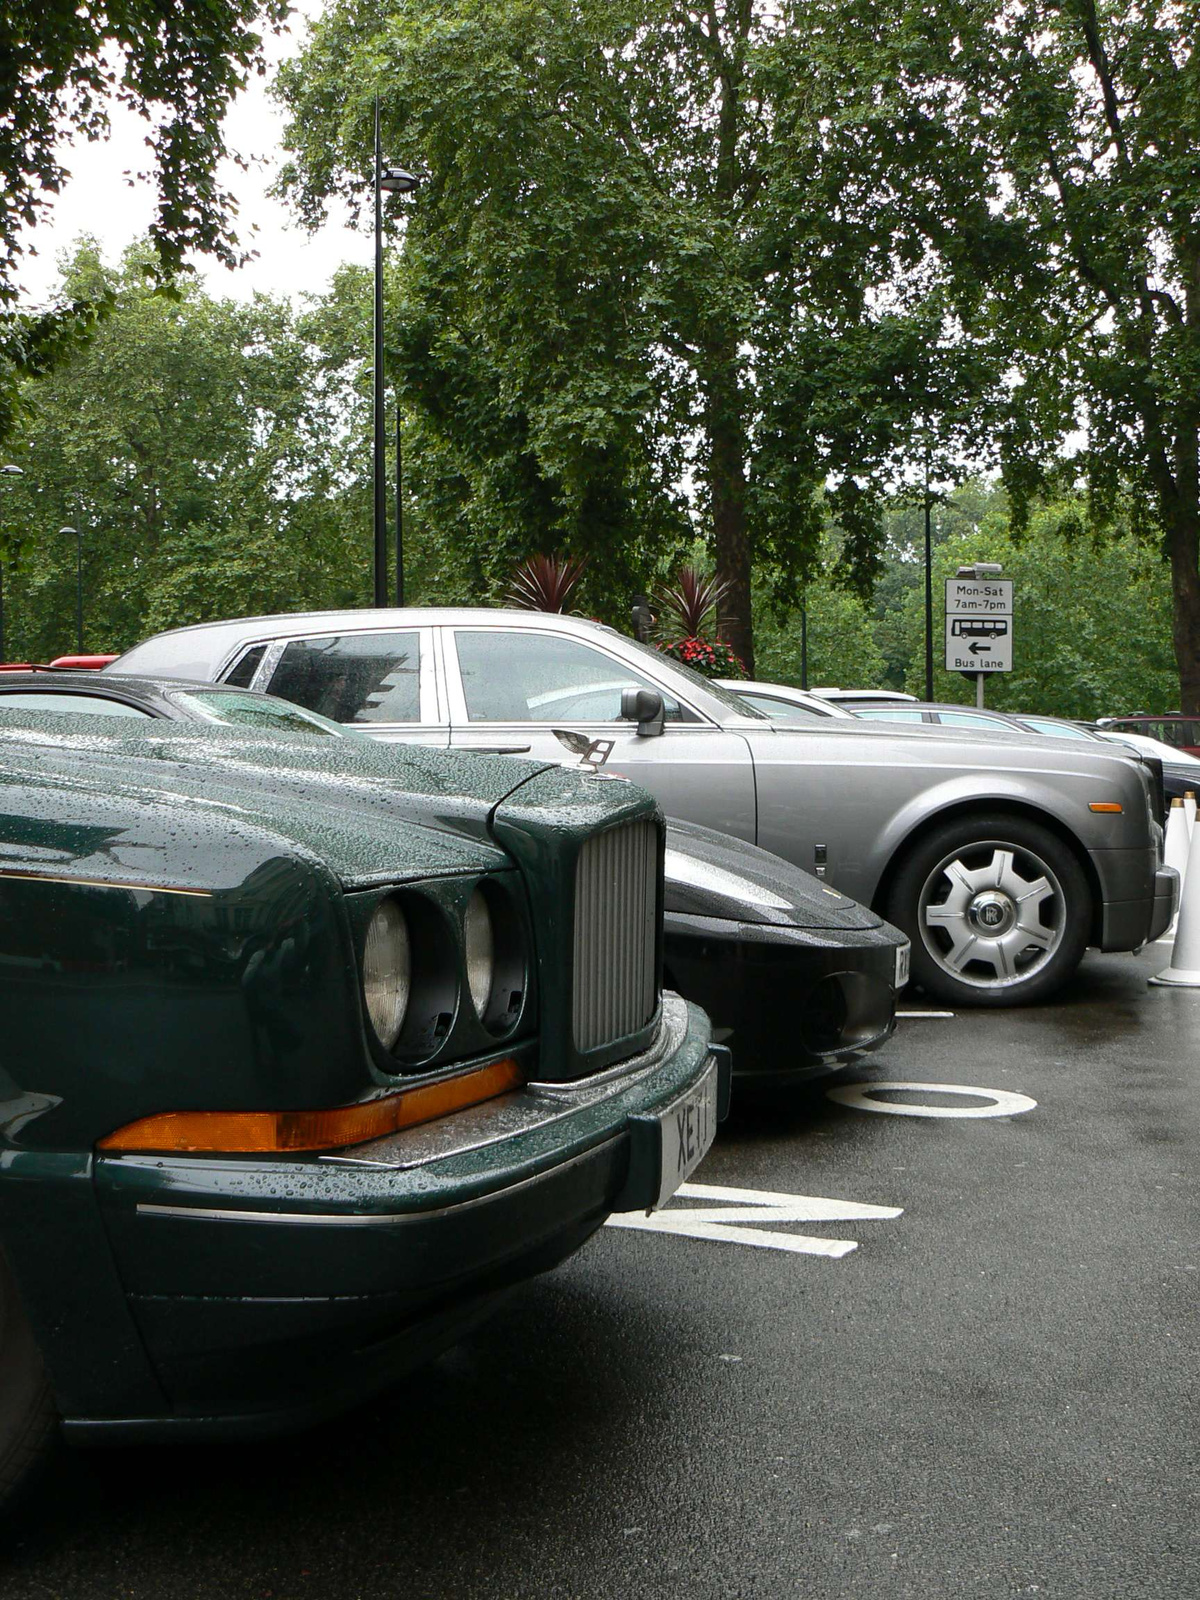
[
  {"x1": 919, "y1": 843, "x2": 1063, "y2": 989},
  {"x1": 968, "y1": 891, "x2": 1016, "y2": 936}
]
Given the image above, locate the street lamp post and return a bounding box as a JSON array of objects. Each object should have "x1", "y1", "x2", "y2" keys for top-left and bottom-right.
[
  {"x1": 0, "y1": 465, "x2": 22, "y2": 660},
  {"x1": 60, "y1": 525, "x2": 82, "y2": 652},
  {"x1": 371, "y1": 98, "x2": 422, "y2": 608},
  {"x1": 922, "y1": 436, "x2": 935, "y2": 703}
]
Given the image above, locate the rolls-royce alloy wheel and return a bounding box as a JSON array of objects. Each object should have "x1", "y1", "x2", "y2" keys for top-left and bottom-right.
[{"x1": 888, "y1": 815, "x2": 1090, "y2": 1006}]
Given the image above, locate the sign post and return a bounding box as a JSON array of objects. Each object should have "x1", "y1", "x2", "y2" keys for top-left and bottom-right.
[{"x1": 945, "y1": 576, "x2": 1013, "y2": 706}]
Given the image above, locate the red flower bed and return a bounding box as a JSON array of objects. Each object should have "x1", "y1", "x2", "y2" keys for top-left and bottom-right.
[{"x1": 657, "y1": 636, "x2": 746, "y2": 680}]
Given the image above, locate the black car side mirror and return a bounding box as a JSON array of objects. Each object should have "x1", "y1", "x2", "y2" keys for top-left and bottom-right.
[{"x1": 621, "y1": 688, "x2": 665, "y2": 738}]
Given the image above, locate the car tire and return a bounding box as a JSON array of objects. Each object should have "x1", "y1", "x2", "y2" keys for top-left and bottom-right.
[
  {"x1": 0, "y1": 1246, "x2": 56, "y2": 1512},
  {"x1": 887, "y1": 813, "x2": 1091, "y2": 1007}
]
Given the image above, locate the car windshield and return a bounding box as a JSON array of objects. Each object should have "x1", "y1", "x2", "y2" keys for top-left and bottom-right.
[
  {"x1": 735, "y1": 691, "x2": 831, "y2": 724},
  {"x1": 619, "y1": 637, "x2": 768, "y2": 719},
  {"x1": 169, "y1": 689, "x2": 355, "y2": 737}
]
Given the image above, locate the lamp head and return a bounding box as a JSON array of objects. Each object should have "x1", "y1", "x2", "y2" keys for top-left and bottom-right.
[{"x1": 380, "y1": 166, "x2": 422, "y2": 195}]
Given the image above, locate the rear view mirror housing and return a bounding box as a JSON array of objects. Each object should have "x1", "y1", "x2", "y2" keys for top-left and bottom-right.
[{"x1": 621, "y1": 688, "x2": 665, "y2": 738}]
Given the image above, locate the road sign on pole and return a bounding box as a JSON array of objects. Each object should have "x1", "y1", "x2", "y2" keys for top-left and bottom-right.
[{"x1": 945, "y1": 577, "x2": 1013, "y2": 674}]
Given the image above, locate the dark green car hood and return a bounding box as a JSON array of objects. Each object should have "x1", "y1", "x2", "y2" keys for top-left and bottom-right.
[{"x1": 0, "y1": 715, "x2": 572, "y2": 889}]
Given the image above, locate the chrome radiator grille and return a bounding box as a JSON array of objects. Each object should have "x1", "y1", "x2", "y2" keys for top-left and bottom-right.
[{"x1": 572, "y1": 818, "x2": 660, "y2": 1053}]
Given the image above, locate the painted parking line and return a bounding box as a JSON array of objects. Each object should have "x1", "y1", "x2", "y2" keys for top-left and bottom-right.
[
  {"x1": 826, "y1": 1080, "x2": 1037, "y2": 1118},
  {"x1": 896, "y1": 1009, "x2": 956, "y2": 1019},
  {"x1": 606, "y1": 1181, "x2": 902, "y2": 1257}
]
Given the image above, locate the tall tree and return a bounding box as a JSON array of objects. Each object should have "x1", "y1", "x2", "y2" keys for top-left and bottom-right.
[
  {"x1": 815, "y1": 0, "x2": 1200, "y2": 708},
  {"x1": 276, "y1": 0, "x2": 991, "y2": 671},
  {"x1": 0, "y1": 0, "x2": 286, "y2": 441},
  {"x1": 0, "y1": 241, "x2": 361, "y2": 659}
]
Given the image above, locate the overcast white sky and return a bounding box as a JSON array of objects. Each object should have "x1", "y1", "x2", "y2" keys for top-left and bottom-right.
[{"x1": 17, "y1": 5, "x2": 369, "y2": 308}]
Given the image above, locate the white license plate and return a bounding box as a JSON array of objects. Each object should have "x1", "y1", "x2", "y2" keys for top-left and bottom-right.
[
  {"x1": 656, "y1": 1057, "x2": 719, "y2": 1207},
  {"x1": 895, "y1": 941, "x2": 911, "y2": 989}
]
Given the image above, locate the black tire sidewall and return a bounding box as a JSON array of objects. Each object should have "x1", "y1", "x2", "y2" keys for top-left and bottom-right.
[
  {"x1": 887, "y1": 813, "x2": 1091, "y2": 1008},
  {"x1": 0, "y1": 1245, "x2": 56, "y2": 1513}
]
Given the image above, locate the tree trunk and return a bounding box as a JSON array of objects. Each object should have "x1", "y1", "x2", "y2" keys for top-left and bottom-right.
[
  {"x1": 1166, "y1": 510, "x2": 1200, "y2": 716},
  {"x1": 706, "y1": 353, "x2": 754, "y2": 676},
  {"x1": 705, "y1": 5, "x2": 754, "y2": 677}
]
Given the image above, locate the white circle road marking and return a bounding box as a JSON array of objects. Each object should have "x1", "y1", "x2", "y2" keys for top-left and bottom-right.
[{"x1": 826, "y1": 1081, "x2": 1037, "y2": 1118}]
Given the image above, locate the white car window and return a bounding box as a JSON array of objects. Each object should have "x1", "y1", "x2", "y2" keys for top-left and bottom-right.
[
  {"x1": 454, "y1": 630, "x2": 686, "y2": 723},
  {"x1": 738, "y1": 692, "x2": 828, "y2": 724},
  {"x1": 1019, "y1": 718, "x2": 1092, "y2": 740}
]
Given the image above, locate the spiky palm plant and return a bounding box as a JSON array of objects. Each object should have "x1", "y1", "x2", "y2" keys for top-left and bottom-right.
[
  {"x1": 652, "y1": 566, "x2": 731, "y2": 639},
  {"x1": 505, "y1": 553, "x2": 589, "y2": 613}
]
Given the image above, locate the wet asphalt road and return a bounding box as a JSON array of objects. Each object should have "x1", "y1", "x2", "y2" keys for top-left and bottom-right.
[{"x1": 5, "y1": 945, "x2": 1198, "y2": 1600}]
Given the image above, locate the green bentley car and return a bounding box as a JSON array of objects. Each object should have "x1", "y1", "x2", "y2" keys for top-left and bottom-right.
[{"x1": 0, "y1": 716, "x2": 725, "y2": 1507}]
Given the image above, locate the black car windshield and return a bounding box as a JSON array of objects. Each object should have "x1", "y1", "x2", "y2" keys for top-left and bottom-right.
[
  {"x1": 620, "y1": 637, "x2": 768, "y2": 720},
  {"x1": 169, "y1": 689, "x2": 354, "y2": 737}
]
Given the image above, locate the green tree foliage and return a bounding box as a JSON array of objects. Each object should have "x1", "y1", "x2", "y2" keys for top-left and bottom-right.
[
  {"x1": 0, "y1": 242, "x2": 362, "y2": 660},
  {"x1": 816, "y1": 0, "x2": 1200, "y2": 708},
  {"x1": 882, "y1": 497, "x2": 1177, "y2": 719},
  {"x1": 0, "y1": 0, "x2": 286, "y2": 445},
  {"x1": 754, "y1": 581, "x2": 887, "y2": 692},
  {"x1": 275, "y1": 0, "x2": 996, "y2": 671}
]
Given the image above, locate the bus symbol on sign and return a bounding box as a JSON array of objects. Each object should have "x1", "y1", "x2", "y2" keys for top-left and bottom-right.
[{"x1": 950, "y1": 617, "x2": 1008, "y2": 641}]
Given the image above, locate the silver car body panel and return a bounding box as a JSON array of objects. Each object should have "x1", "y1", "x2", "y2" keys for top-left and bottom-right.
[{"x1": 110, "y1": 608, "x2": 1162, "y2": 941}]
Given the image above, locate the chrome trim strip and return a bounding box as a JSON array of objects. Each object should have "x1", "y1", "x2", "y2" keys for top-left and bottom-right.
[
  {"x1": 0, "y1": 869, "x2": 212, "y2": 898},
  {"x1": 133, "y1": 1140, "x2": 621, "y2": 1227}
]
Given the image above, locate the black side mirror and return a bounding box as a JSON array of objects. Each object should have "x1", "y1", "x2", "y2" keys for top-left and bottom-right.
[{"x1": 621, "y1": 687, "x2": 665, "y2": 738}]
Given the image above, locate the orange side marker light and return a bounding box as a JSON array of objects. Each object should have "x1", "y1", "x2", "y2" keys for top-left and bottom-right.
[{"x1": 97, "y1": 1057, "x2": 524, "y2": 1154}]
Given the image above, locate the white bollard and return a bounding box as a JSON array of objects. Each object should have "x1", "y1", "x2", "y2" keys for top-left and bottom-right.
[
  {"x1": 1185, "y1": 789, "x2": 1197, "y2": 838},
  {"x1": 1159, "y1": 798, "x2": 1190, "y2": 941},
  {"x1": 1151, "y1": 817, "x2": 1200, "y2": 986}
]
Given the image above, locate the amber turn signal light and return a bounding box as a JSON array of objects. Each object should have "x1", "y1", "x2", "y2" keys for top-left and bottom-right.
[
  {"x1": 1088, "y1": 802, "x2": 1124, "y2": 813},
  {"x1": 97, "y1": 1057, "x2": 524, "y2": 1154}
]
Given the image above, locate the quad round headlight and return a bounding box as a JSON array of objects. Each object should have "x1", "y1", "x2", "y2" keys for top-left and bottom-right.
[
  {"x1": 463, "y1": 887, "x2": 495, "y2": 1017},
  {"x1": 363, "y1": 898, "x2": 411, "y2": 1049}
]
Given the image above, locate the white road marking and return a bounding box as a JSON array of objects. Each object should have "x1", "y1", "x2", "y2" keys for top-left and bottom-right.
[
  {"x1": 826, "y1": 1080, "x2": 1037, "y2": 1118},
  {"x1": 897, "y1": 1009, "x2": 956, "y2": 1019},
  {"x1": 606, "y1": 1180, "x2": 902, "y2": 1257}
]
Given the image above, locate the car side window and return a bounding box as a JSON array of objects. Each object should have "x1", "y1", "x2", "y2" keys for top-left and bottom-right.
[
  {"x1": 223, "y1": 644, "x2": 266, "y2": 688},
  {"x1": 855, "y1": 707, "x2": 926, "y2": 723},
  {"x1": 0, "y1": 692, "x2": 152, "y2": 718},
  {"x1": 265, "y1": 632, "x2": 421, "y2": 724},
  {"x1": 454, "y1": 630, "x2": 687, "y2": 723}
]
